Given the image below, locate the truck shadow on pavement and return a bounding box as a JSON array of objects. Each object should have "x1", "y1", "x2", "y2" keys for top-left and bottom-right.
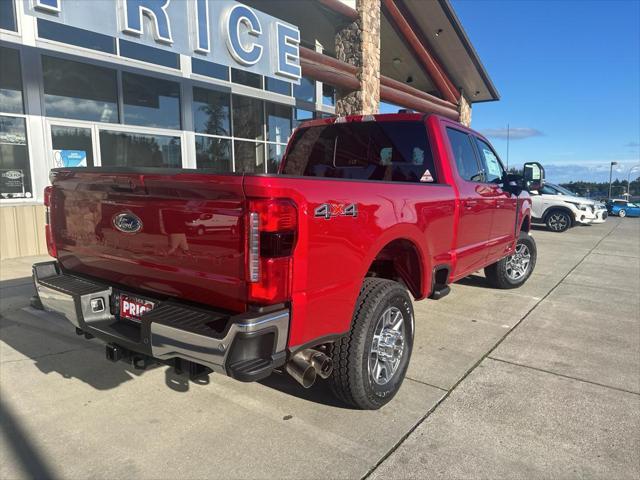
[
  {"x1": 455, "y1": 274, "x2": 490, "y2": 289},
  {"x1": 2, "y1": 277, "x2": 365, "y2": 407},
  {"x1": 0, "y1": 276, "x2": 161, "y2": 391},
  {"x1": 259, "y1": 371, "x2": 351, "y2": 409}
]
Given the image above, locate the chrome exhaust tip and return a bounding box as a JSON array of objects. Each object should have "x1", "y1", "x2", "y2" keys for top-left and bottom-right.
[
  {"x1": 286, "y1": 349, "x2": 333, "y2": 387},
  {"x1": 303, "y1": 350, "x2": 333, "y2": 380},
  {"x1": 286, "y1": 353, "x2": 317, "y2": 388}
]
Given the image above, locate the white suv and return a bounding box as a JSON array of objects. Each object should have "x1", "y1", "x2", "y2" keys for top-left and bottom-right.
[{"x1": 530, "y1": 183, "x2": 607, "y2": 232}]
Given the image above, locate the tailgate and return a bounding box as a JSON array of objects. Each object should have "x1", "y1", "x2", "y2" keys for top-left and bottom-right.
[{"x1": 50, "y1": 169, "x2": 247, "y2": 312}]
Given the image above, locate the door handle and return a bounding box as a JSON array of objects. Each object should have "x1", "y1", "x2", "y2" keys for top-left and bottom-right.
[{"x1": 464, "y1": 200, "x2": 478, "y2": 209}]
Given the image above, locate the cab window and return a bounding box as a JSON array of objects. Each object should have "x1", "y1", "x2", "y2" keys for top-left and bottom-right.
[
  {"x1": 474, "y1": 138, "x2": 505, "y2": 183},
  {"x1": 282, "y1": 121, "x2": 438, "y2": 183},
  {"x1": 446, "y1": 128, "x2": 483, "y2": 182}
]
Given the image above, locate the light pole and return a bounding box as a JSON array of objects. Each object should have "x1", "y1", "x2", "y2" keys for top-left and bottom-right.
[
  {"x1": 608, "y1": 161, "x2": 618, "y2": 200},
  {"x1": 627, "y1": 164, "x2": 640, "y2": 197}
]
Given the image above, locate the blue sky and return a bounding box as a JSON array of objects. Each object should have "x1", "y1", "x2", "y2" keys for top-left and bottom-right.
[{"x1": 448, "y1": 0, "x2": 640, "y2": 183}]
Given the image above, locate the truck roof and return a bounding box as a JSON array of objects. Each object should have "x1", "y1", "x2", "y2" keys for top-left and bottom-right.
[
  {"x1": 298, "y1": 112, "x2": 430, "y2": 130},
  {"x1": 296, "y1": 113, "x2": 491, "y2": 146}
]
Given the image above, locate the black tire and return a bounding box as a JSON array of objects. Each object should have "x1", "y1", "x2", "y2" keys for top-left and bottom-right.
[
  {"x1": 328, "y1": 278, "x2": 414, "y2": 410},
  {"x1": 484, "y1": 231, "x2": 537, "y2": 289},
  {"x1": 545, "y1": 209, "x2": 572, "y2": 232},
  {"x1": 619, "y1": 209, "x2": 627, "y2": 218}
]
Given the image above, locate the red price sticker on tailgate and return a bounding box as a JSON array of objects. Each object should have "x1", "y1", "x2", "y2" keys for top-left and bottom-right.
[{"x1": 119, "y1": 294, "x2": 154, "y2": 322}]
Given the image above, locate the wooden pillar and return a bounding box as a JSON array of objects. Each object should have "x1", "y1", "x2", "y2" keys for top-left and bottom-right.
[{"x1": 335, "y1": 0, "x2": 381, "y2": 115}]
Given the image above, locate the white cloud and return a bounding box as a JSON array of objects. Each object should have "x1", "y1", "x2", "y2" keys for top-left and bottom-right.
[{"x1": 480, "y1": 127, "x2": 543, "y2": 140}]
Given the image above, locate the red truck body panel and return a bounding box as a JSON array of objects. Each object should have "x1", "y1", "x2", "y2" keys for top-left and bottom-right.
[
  {"x1": 50, "y1": 171, "x2": 248, "y2": 312},
  {"x1": 46, "y1": 114, "x2": 531, "y2": 351}
]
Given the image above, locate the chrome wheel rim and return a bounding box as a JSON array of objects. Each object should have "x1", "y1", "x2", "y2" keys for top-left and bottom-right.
[
  {"x1": 548, "y1": 213, "x2": 568, "y2": 231},
  {"x1": 368, "y1": 307, "x2": 405, "y2": 386},
  {"x1": 619, "y1": 210, "x2": 626, "y2": 217},
  {"x1": 506, "y1": 244, "x2": 531, "y2": 281}
]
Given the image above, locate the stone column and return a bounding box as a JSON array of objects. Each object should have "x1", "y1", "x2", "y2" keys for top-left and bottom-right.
[
  {"x1": 458, "y1": 93, "x2": 472, "y2": 127},
  {"x1": 335, "y1": 0, "x2": 381, "y2": 116}
]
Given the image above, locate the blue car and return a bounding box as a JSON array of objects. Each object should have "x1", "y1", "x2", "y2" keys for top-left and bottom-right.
[{"x1": 610, "y1": 200, "x2": 640, "y2": 218}]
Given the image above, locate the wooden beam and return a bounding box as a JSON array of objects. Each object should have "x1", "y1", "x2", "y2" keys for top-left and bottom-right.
[
  {"x1": 300, "y1": 47, "x2": 459, "y2": 119},
  {"x1": 380, "y1": 75, "x2": 456, "y2": 110},
  {"x1": 380, "y1": 84, "x2": 459, "y2": 119},
  {"x1": 300, "y1": 47, "x2": 360, "y2": 90},
  {"x1": 382, "y1": 0, "x2": 459, "y2": 105}
]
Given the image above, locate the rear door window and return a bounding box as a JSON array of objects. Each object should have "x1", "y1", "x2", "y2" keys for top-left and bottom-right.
[
  {"x1": 446, "y1": 128, "x2": 483, "y2": 182},
  {"x1": 282, "y1": 121, "x2": 437, "y2": 183}
]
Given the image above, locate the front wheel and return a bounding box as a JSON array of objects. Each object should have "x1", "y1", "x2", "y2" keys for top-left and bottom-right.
[
  {"x1": 328, "y1": 278, "x2": 414, "y2": 410},
  {"x1": 619, "y1": 209, "x2": 627, "y2": 218},
  {"x1": 485, "y1": 231, "x2": 537, "y2": 289},
  {"x1": 546, "y1": 210, "x2": 571, "y2": 232}
]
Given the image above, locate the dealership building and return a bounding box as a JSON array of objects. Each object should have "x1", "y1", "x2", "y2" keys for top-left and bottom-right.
[{"x1": 0, "y1": 0, "x2": 498, "y2": 258}]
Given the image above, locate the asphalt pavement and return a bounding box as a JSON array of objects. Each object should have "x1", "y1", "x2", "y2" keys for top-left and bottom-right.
[{"x1": 1, "y1": 217, "x2": 638, "y2": 479}]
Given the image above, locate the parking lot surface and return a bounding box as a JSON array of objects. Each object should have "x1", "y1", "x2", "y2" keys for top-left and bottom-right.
[{"x1": 1, "y1": 218, "x2": 638, "y2": 479}]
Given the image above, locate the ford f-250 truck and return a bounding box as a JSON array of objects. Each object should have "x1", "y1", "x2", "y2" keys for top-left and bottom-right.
[{"x1": 32, "y1": 113, "x2": 544, "y2": 409}]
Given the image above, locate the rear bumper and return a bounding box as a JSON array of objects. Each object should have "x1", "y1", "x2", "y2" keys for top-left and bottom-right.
[{"x1": 33, "y1": 261, "x2": 288, "y2": 381}]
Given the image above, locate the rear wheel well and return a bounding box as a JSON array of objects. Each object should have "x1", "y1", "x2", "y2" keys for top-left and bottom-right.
[{"x1": 366, "y1": 239, "x2": 422, "y2": 299}]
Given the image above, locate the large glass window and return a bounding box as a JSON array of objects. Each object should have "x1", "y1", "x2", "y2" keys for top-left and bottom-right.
[
  {"x1": 294, "y1": 109, "x2": 313, "y2": 128},
  {"x1": 266, "y1": 102, "x2": 292, "y2": 144},
  {"x1": 38, "y1": 19, "x2": 116, "y2": 54},
  {"x1": 267, "y1": 143, "x2": 286, "y2": 173},
  {"x1": 193, "y1": 87, "x2": 231, "y2": 136},
  {"x1": 0, "y1": 47, "x2": 23, "y2": 114},
  {"x1": 294, "y1": 77, "x2": 315, "y2": 103},
  {"x1": 474, "y1": 138, "x2": 504, "y2": 183},
  {"x1": 232, "y1": 95, "x2": 264, "y2": 140},
  {"x1": 51, "y1": 125, "x2": 94, "y2": 167},
  {"x1": 119, "y1": 40, "x2": 179, "y2": 69},
  {"x1": 0, "y1": 116, "x2": 32, "y2": 199},
  {"x1": 446, "y1": 128, "x2": 482, "y2": 182},
  {"x1": 195, "y1": 136, "x2": 232, "y2": 172},
  {"x1": 100, "y1": 130, "x2": 181, "y2": 168},
  {"x1": 231, "y1": 69, "x2": 262, "y2": 89},
  {"x1": 0, "y1": 0, "x2": 17, "y2": 32},
  {"x1": 234, "y1": 140, "x2": 264, "y2": 173},
  {"x1": 282, "y1": 121, "x2": 436, "y2": 183},
  {"x1": 122, "y1": 72, "x2": 181, "y2": 129},
  {"x1": 266, "y1": 77, "x2": 291, "y2": 96},
  {"x1": 192, "y1": 59, "x2": 229, "y2": 81},
  {"x1": 42, "y1": 56, "x2": 118, "y2": 123},
  {"x1": 322, "y1": 84, "x2": 336, "y2": 107}
]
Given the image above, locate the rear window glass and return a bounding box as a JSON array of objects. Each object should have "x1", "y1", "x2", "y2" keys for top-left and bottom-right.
[{"x1": 282, "y1": 121, "x2": 437, "y2": 183}]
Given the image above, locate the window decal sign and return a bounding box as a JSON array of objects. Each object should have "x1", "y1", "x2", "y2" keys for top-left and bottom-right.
[
  {"x1": 25, "y1": 0, "x2": 301, "y2": 83},
  {"x1": 0, "y1": 169, "x2": 27, "y2": 198},
  {"x1": 53, "y1": 150, "x2": 87, "y2": 168}
]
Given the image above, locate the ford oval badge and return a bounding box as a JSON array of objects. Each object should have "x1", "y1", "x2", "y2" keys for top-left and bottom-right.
[{"x1": 113, "y1": 213, "x2": 143, "y2": 234}]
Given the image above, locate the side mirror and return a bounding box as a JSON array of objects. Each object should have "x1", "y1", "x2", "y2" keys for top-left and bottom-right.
[{"x1": 523, "y1": 162, "x2": 545, "y2": 191}]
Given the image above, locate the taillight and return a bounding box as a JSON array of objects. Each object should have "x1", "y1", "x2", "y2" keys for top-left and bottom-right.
[
  {"x1": 44, "y1": 186, "x2": 57, "y2": 258},
  {"x1": 247, "y1": 199, "x2": 297, "y2": 304}
]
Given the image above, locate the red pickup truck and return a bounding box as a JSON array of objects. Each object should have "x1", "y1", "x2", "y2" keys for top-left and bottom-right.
[{"x1": 33, "y1": 113, "x2": 544, "y2": 409}]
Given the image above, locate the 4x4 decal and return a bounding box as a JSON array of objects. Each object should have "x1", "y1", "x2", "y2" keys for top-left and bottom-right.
[{"x1": 314, "y1": 203, "x2": 358, "y2": 220}]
